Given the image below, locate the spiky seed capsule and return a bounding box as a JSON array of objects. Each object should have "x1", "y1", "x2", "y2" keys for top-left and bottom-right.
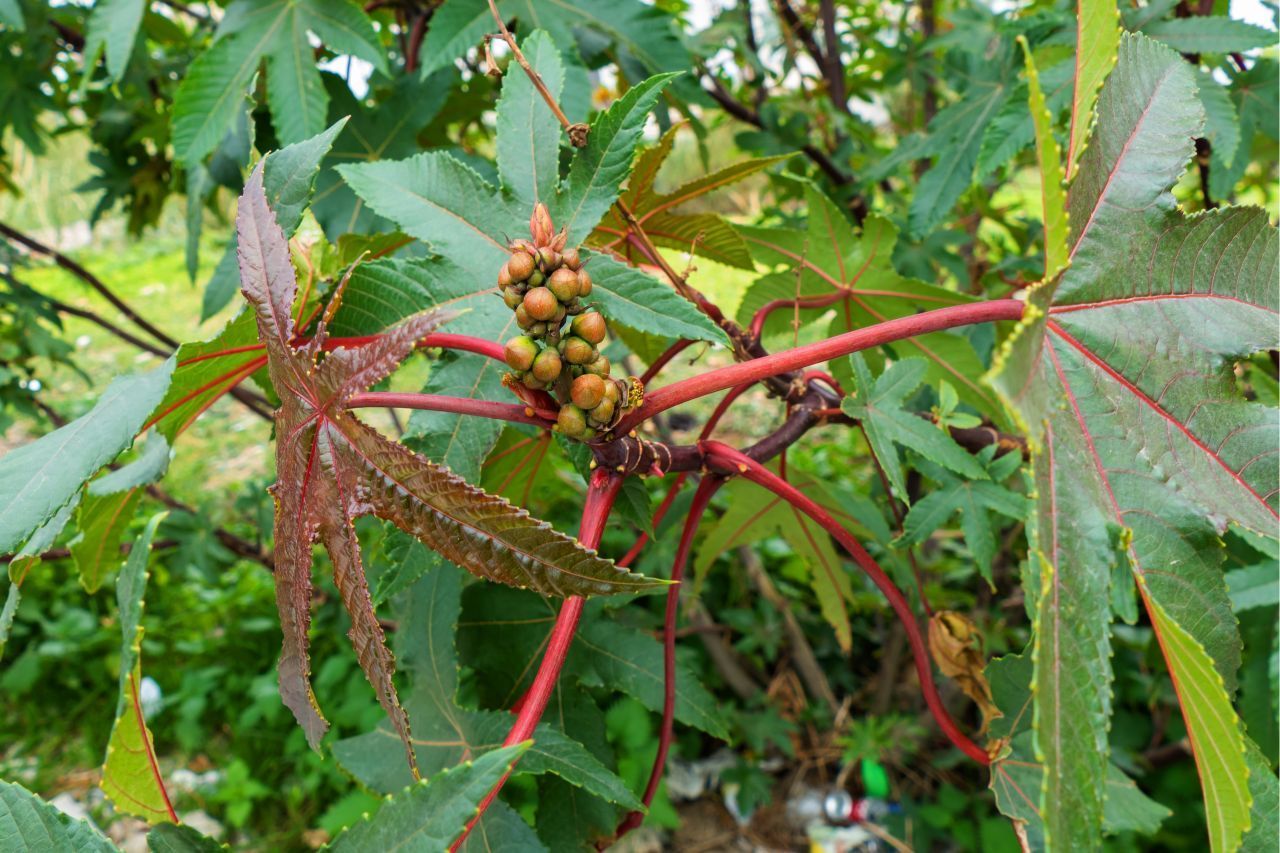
[
  {"x1": 602, "y1": 380, "x2": 621, "y2": 404},
  {"x1": 570, "y1": 311, "x2": 606, "y2": 345},
  {"x1": 562, "y1": 336, "x2": 596, "y2": 365},
  {"x1": 557, "y1": 403, "x2": 587, "y2": 437},
  {"x1": 548, "y1": 268, "x2": 580, "y2": 302},
  {"x1": 570, "y1": 374, "x2": 606, "y2": 410},
  {"x1": 523, "y1": 287, "x2": 559, "y2": 322},
  {"x1": 531, "y1": 348, "x2": 562, "y2": 382},
  {"x1": 561, "y1": 248, "x2": 581, "y2": 270},
  {"x1": 584, "y1": 355, "x2": 611, "y2": 377},
  {"x1": 577, "y1": 268, "x2": 592, "y2": 296},
  {"x1": 508, "y1": 251, "x2": 536, "y2": 281},
  {"x1": 498, "y1": 262, "x2": 514, "y2": 288},
  {"x1": 590, "y1": 397, "x2": 615, "y2": 424},
  {"x1": 504, "y1": 336, "x2": 538, "y2": 371},
  {"x1": 503, "y1": 289, "x2": 524, "y2": 310},
  {"x1": 514, "y1": 304, "x2": 535, "y2": 329}
]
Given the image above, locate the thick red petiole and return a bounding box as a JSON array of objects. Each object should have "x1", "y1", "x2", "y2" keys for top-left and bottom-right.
[
  {"x1": 701, "y1": 441, "x2": 990, "y2": 765},
  {"x1": 344, "y1": 392, "x2": 556, "y2": 426}
]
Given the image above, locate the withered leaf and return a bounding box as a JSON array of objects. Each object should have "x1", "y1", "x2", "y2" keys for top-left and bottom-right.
[
  {"x1": 236, "y1": 160, "x2": 663, "y2": 775},
  {"x1": 927, "y1": 610, "x2": 1001, "y2": 734}
]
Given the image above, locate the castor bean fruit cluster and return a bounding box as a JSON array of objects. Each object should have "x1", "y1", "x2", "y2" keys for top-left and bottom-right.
[{"x1": 499, "y1": 205, "x2": 636, "y2": 438}]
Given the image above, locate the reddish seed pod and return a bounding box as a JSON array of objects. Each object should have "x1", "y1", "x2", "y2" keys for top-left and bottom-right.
[
  {"x1": 561, "y1": 248, "x2": 581, "y2": 270},
  {"x1": 508, "y1": 251, "x2": 536, "y2": 281},
  {"x1": 562, "y1": 336, "x2": 596, "y2": 365},
  {"x1": 540, "y1": 249, "x2": 561, "y2": 271},
  {"x1": 523, "y1": 287, "x2": 559, "y2": 322},
  {"x1": 515, "y1": 304, "x2": 535, "y2": 329},
  {"x1": 584, "y1": 355, "x2": 611, "y2": 377},
  {"x1": 553, "y1": 304, "x2": 567, "y2": 323},
  {"x1": 557, "y1": 403, "x2": 587, "y2": 437},
  {"x1": 577, "y1": 267, "x2": 593, "y2": 295},
  {"x1": 504, "y1": 336, "x2": 538, "y2": 371},
  {"x1": 498, "y1": 262, "x2": 514, "y2": 288},
  {"x1": 531, "y1": 347, "x2": 562, "y2": 382},
  {"x1": 548, "y1": 267, "x2": 580, "y2": 302},
  {"x1": 502, "y1": 289, "x2": 524, "y2": 310},
  {"x1": 570, "y1": 311, "x2": 606, "y2": 345},
  {"x1": 570, "y1": 374, "x2": 606, "y2": 410}
]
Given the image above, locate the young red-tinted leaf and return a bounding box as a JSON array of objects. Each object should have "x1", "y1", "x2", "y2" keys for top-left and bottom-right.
[
  {"x1": 991, "y1": 33, "x2": 1278, "y2": 852},
  {"x1": 236, "y1": 162, "x2": 660, "y2": 773}
]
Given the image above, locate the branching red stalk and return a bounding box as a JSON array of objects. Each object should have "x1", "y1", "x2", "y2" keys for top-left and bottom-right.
[
  {"x1": 612, "y1": 476, "x2": 723, "y2": 842},
  {"x1": 619, "y1": 299, "x2": 1025, "y2": 433},
  {"x1": 451, "y1": 470, "x2": 624, "y2": 851},
  {"x1": 701, "y1": 441, "x2": 989, "y2": 765},
  {"x1": 750, "y1": 290, "x2": 848, "y2": 338},
  {"x1": 344, "y1": 392, "x2": 555, "y2": 426}
]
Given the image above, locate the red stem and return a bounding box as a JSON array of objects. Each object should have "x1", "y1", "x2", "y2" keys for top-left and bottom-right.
[
  {"x1": 451, "y1": 470, "x2": 624, "y2": 850},
  {"x1": 613, "y1": 476, "x2": 723, "y2": 841},
  {"x1": 701, "y1": 441, "x2": 990, "y2": 765},
  {"x1": 618, "y1": 299, "x2": 1025, "y2": 434},
  {"x1": 344, "y1": 392, "x2": 555, "y2": 426},
  {"x1": 750, "y1": 290, "x2": 848, "y2": 338}
]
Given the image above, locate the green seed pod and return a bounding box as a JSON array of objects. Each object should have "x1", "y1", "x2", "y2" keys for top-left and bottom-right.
[
  {"x1": 584, "y1": 355, "x2": 611, "y2": 377},
  {"x1": 602, "y1": 380, "x2": 621, "y2": 404},
  {"x1": 498, "y1": 262, "x2": 514, "y2": 288},
  {"x1": 539, "y1": 249, "x2": 561, "y2": 271},
  {"x1": 562, "y1": 336, "x2": 596, "y2": 365},
  {"x1": 577, "y1": 267, "x2": 593, "y2": 296},
  {"x1": 570, "y1": 374, "x2": 606, "y2": 410},
  {"x1": 503, "y1": 289, "x2": 524, "y2": 310},
  {"x1": 522, "y1": 374, "x2": 547, "y2": 390},
  {"x1": 548, "y1": 267, "x2": 580, "y2": 302},
  {"x1": 556, "y1": 403, "x2": 587, "y2": 437},
  {"x1": 503, "y1": 336, "x2": 538, "y2": 371},
  {"x1": 570, "y1": 311, "x2": 607, "y2": 345},
  {"x1": 561, "y1": 247, "x2": 582, "y2": 270},
  {"x1": 529, "y1": 321, "x2": 548, "y2": 336},
  {"x1": 531, "y1": 347, "x2": 563, "y2": 382},
  {"x1": 553, "y1": 304, "x2": 567, "y2": 323},
  {"x1": 528, "y1": 269, "x2": 545, "y2": 288},
  {"x1": 581, "y1": 427, "x2": 597, "y2": 440},
  {"x1": 515, "y1": 304, "x2": 535, "y2": 329},
  {"x1": 523, "y1": 287, "x2": 559, "y2": 322},
  {"x1": 508, "y1": 251, "x2": 536, "y2": 281},
  {"x1": 591, "y1": 397, "x2": 616, "y2": 424}
]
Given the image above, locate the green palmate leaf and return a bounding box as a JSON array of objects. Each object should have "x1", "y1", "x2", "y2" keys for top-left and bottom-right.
[
  {"x1": 326, "y1": 743, "x2": 530, "y2": 852},
  {"x1": 236, "y1": 163, "x2": 660, "y2": 773},
  {"x1": 843, "y1": 355, "x2": 988, "y2": 503},
  {"x1": 91, "y1": 430, "x2": 171, "y2": 495},
  {"x1": 1019, "y1": 37, "x2": 1068, "y2": 280},
  {"x1": 71, "y1": 490, "x2": 141, "y2": 594},
  {"x1": 976, "y1": 60, "x2": 1075, "y2": 180},
  {"x1": 146, "y1": 823, "x2": 223, "y2": 852},
  {"x1": 990, "y1": 33, "x2": 1277, "y2": 852},
  {"x1": 418, "y1": 0, "x2": 688, "y2": 79},
  {"x1": 496, "y1": 30, "x2": 565, "y2": 209},
  {"x1": 735, "y1": 188, "x2": 992, "y2": 413},
  {"x1": 172, "y1": 0, "x2": 382, "y2": 164},
  {"x1": 555, "y1": 73, "x2": 679, "y2": 245},
  {"x1": 1241, "y1": 738, "x2": 1279, "y2": 851},
  {"x1": 203, "y1": 119, "x2": 348, "y2": 319},
  {"x1": 83, "y1": 0, "x2": 145, "y2": 82},
  {"x1": 1209, "y1": 58, "x2": 1279, "y2": 200},
  {"x1": 583, "y1": 254, "x2": 727, "y2": 345},
  {"x1": 1226, "y1": 562, "x2": 1279, "y2": 612},
  {"x1": 334, "y1": 564, "x2": 645, "y2": 812},
  {"x1": 0, "y1": 779, "x2": 116, "y2": 852},
  {"x1": 1067, "y1": 0, "x2": 1121, "y2": 178},
  {"x1": 461, "y1": 800, "x2": 546, "y2": 852},
  {"x1": 1196, "y1": 68, "x2": 1242, "y2": 171},
  {"x1": 406, "y1": 353, "x2": 509, "y2": 485},
  {"x1": 1142, "y1": 16, "x2": 1278, "y2": 54},
  {"x1": 101, "y1": 514, "x2": 176, "y2": 825},
  {"x1": 0, "y1": 358, "x2": 173, "y2": 556}
]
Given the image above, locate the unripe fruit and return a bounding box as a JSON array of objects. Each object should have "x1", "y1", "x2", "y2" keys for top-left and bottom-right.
[
  {"x1": 503, "y1": 289, "x2": 524, "y2": 310},
  {"x1": 548, "y1": 268, "x2": 580, "y2": 302},
  {"x1": 531, "y1": 348, "x2": 562, "y2": 382},
  {"x1": 528, "y1": 270, "x2": 545, "y2": 288},
  {"x1": 562, "y1": 336, "x2": 596, "y2": 365},
  {"x1": 529, "y1": 322, "x2": 548, "y2": 336},
  {"x1": 515, "y1": 304, "x2": 535, "y2": 329},
  {"x1": 523, "y1": 287, "x2": 559, "y2": 321},
  {"x1": 508, "y1": 251, "x2": 536, "y2": 281},
  {"x1": 522, "y1": 374, "x2": 547, "y2": 390},
  {"x1": 570, "y1": 374, "x2": 606, "y2": 410},
  {"x1": 498, "y1": 262, "x2": 514, "y2": 288},
  {"x1": 504, "y1": 336, "x2": 538, "y2": 371},
  {"x1": 570, "y1": 311, "x2": 606, "y2": 345},
  {"x1": 539, "y1": 249, "x2": 561, "y2": 271},
  {"x1": 577, "y1": 267, "x2": 592, "y2": 295},
  {"x1": 561, "y1": 248, "x2": 581, "y2": 270},
  {"x1": 590, "y1": 397, "x2": 615, "y2": 425},
  {"x1": 602, "y1": 380, "x2": 620, "y2": 404},
  {"x1": 584, "y1": 355, "x2": 611, "y2": 377},
  {"x1": 557, "y1": 404, "x2": 587, "y2": 437},
  {"x1": 553, "y1": 304, "x2": 567, "y2": 323}
]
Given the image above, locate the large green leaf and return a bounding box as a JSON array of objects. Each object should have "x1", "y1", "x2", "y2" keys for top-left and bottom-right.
[
  {"x1": 326, "y1": 743, "x2": 529, "y2": 852},
  {"x1": 991, "y1": 33, "x2": 1277, "y2": 852},
  {"x1": 1141, "y1": 16, "x2": 1278, "y2": 54},
  {"x1": 100, "y1": 514, "x2": 175, "y2": 825},
  {"x1": 584, "y1": 254, "x2": 727, "y2": 345},
  {"x1": 1019, "y1": 37, "x2": 1068, "y2": 280},
  {"x1": 0, "y1": 779, "x2": 116, "y2": 852},
  {"x1": 418, "y1": 0, "x2": 688, "y2": 79},
  {"x1": 0, "y1": 358, "x2": 173, "y2": 556},
  {"x1": 496, "y1": 30, "x2": 565, "y2": 209},
  {"x1": 1067, "y1": 0, "x2": 1121, "y2": 178},
  {"x1": 237, "y1": 162, "x2": 661, "y2": 770},
  {"x1": 83, "y1": 0, "x2": 145, "y2": 82}
]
